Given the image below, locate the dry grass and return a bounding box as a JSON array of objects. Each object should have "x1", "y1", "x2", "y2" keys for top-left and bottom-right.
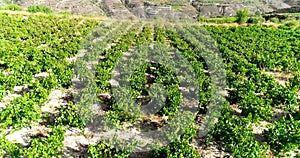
[{"x1": 0, "y1": 10, "x2": 108, "y2": 22}]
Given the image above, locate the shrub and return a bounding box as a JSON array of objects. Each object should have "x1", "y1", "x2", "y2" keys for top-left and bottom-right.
[
  {"x1": 88, "y1": 142, "x2": 133, "y2": 158},
  {"x1": 236, "y1": 9, "x2": 250, "y2": 24},
  {"x1": 0, "y1": 4, "x2": 22, "y2": 11},
  {"x1": 263, "y1": 114, "x2": 300, "y2": 155},
  {"x1": 248, "y1": 16, "x2": 265, "y2": 24},
  {"x1": 255, "y1": 11, "x2": 262, "y2": 16},
  {"x1": 210, "y1": 109, "x2": 270, "y2": 157},
  {"x1": 197, "y1": 16, "x2": 206, "y2": 22},
  {"x1": 27, "y1": 5, "x2": 53, "y2": 14},
  {"x1": 59, "y1": 10, "x2": 72, "y2": 16},
  {"x1": 152, "y1": 140, "x2": 201, "y2": 158},
  {"x1": 270, "y1": 17, "x2": 280, "y2": 23},
  {"x1": 284, "y1": 20, "x2": 299, "y2": 27},
  {"x1": 289, "y1": 72, "x2": 300, "y2": 88},
  {"x1": 197, "y1": 16, "x2": 237, "y2": 23}
]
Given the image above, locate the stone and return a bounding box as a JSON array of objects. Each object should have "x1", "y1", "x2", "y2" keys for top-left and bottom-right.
[
  {"x1": 109, "y1": 79, "x2": 119, "y2": 87},
  {"x1": 97, "y1": 93, "x2": 111, "y2": 102},
  {"x1": 0, "y1": 102, "x2": 6, "y2": 111},
  {"x1": 34, "y1": 72, "x2": 49, "y2": 79},
  {"x1": 28, "y1": 125, "x2": 52, "y2": 137},
  {"x1": 63, "y1": 128, "x2": 90, "y2": 151},
  {"x1": 48, "y1": 90, "x2": 65, "y2": 100},
  {"x1": 13, "y1": 85, "x2": 29, "y2": 94},
  {"x1": 41, "y1": 90, "x2": 66, "y2": 113},
  {"x1": 2, "y1": 93, "x2": 21, "y2": 103},
  {"x1": 6, "y1": 128, "x2": 30, "y2": 146}
]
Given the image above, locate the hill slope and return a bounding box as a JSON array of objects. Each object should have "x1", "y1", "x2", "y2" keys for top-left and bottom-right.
[{"x1": 7, "y1": 0, "x2": 284, "y2": 19}]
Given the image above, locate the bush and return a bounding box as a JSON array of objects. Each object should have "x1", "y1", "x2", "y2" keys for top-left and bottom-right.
[
  {"x1": 210, "y1": 110, "x2": 270, "y2": 157},
  {"x1": 0, "y1": 4, "x2": 22, "y2": 11},
  {"x1": 236, "y1": 9, "x2": 250, "y2": 24},
  {"x1": 284, "y1": 20, "x2": 299, "y2": 27},
  {"x1": 248, "y1": 16, "x2": 265, "y2": 24},
  {"x1": 197, "y1": 16, "x2": 237, "y2": 23},
  {"x1": 88, "y1": 142, "x2": 133, "y2": 158},
  {"x1": 270, "y1": 17, "x2": 280, "y2": 23},
  {"x1": 263, "y1": 114, "x2": 300, "y2": 155},
  {"x1": 255, "y1": 11, "x2": 262, "y2": 16},
  {"x1": 152, "y1": 140, "x2": 201, "y2": 158},
  {"x1": 27, "y1": 5, "x2": 53, "y2": 14},
  {"x1": 197, "y1": 16, "x2": 207, "y2": 22},
  {"x1": 59, "y1": 10, "x2": 72, "y2": 16},
  {"x1": 289, "y1": 72, "x2": 300, "y2": 89}
]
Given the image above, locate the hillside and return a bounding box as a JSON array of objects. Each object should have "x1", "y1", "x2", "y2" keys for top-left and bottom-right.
[
  {"x1": 284, "y1": 0, "x2": 300, "y2": 6},
  {"x1": 6, "y1": 0, "x2": 289, "y2": 19}
]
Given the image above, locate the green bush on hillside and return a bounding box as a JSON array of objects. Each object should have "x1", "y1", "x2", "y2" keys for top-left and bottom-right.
[
  {"x1": 197, "y1": 16, "x2": 237, "y2": 23},
  {"x1": 59, "y1": 10, "x2": 72, "y2": 16},
  {"x1": 284, "y1": 20, "x2": 299, "y2": 28},
  {"x1": 248, "y1": 16, "x2": 265, "y2": 24},
  {"x1": 0, "y1": 4, "x2": 22, "y2": 11},
  {"x1": 270, "y1": 17, "x2": 280, "y2": 23},
  {"x1": 27, "y1": 5, "x2": 53, "y2": 14},
  {"x1": 236, "y1": 9, "x2": 250, "y2": 24}
]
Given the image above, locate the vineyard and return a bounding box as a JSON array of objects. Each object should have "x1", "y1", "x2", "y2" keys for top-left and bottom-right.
[{"x1": 0, "y1": 11, "x2": 299, "y2": 158}]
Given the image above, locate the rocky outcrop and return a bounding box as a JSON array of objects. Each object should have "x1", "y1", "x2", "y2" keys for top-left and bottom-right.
[
  {"x1": 269, "y1": 1, "x2": 291, "y2": 9},
  {"x1": 124, "y1": 0, "x2": 146, "y2": 18},
  {"x1": 192, "y1": 2, "x2": 273, "y2": 17},
  {"x1": 10, "y1": 0, "x2": 105, "y2": 15},
  {"x1": 274, "y1": 6, "x2": 300, "y2": 13},
  {"x1": 283, "y1": 0, "x2": 300, "y2": 7},
  {"x1": 101, "y1": 0, "x2": 136, "y2": 19}
]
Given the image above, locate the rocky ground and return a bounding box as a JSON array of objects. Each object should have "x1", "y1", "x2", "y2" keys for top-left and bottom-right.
[{"x1": 7, "y1": 0, "x2": 292, "y2": 20}]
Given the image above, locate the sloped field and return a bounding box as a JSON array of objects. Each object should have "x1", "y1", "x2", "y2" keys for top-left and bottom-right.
[{"x1": 0, "y1": 12, "x2": 299, "y2": 157}]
